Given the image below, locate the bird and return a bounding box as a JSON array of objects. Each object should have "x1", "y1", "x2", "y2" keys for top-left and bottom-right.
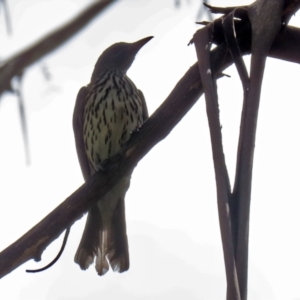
[{"x1": 73, "y1": 36, "x2": 153, "y2": 275}]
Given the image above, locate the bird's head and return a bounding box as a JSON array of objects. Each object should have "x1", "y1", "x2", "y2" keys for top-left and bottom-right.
[{"x1": 91, "y1": 36, "x2": 153, "y2": 82}]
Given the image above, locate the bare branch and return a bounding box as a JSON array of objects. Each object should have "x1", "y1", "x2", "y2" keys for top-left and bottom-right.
[
  {"x1": 0, "y1": 0, "x2": 116, "y2": 97},
  {"x1": 193, "y1": 25, "x2": 240, "y2": 300},
  {"x1": 0, "y1": 23, "x2": 300, "y2": 280},
  {"x1": 233, "y1": 2, "x2": 284, "y2": 298}
]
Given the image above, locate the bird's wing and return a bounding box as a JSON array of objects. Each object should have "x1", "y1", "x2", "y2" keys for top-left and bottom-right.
[
  {"x1": 138, "y1": 89, "x2": 148, "y2": 121},
  {"x1": 73, "y1": 86, "x2": 91, "y2": 181}
]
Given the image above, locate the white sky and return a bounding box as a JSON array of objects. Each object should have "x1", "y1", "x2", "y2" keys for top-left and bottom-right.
[{"x1": 1, "y1": 0, "x2": 300, "y2": 299}]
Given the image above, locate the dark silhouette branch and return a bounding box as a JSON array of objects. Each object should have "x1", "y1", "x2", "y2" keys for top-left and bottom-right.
[
  {"x1": 0, "y1": 0, "x2": 116, "y2": 97},
  {"x1": 195, "y1": 2, "x2": 300, "y2": 297},
  {"x1": 0, "y1": 23, "x2": 300, "y2": 280},
  {"x1": 196, "y1": 6, "x2": 300, "y2": 296},
  {"x1": 193, "y1": 25, "x2": 240, "y2": 300},
  {"x1": 232, "y1": 3, "x2": 284, "y2": 299}
]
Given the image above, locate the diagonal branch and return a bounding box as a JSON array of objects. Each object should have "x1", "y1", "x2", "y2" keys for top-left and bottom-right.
[
  {"x1": 0, "y1": 0, "x2": 116, "y2": 97},
  {"x1": 0, "y1": 24, "x2": 300, "y2": 280}
]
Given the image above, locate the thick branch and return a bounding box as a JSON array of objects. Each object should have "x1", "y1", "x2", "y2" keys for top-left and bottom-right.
[
  {"x1": 0, "y1": 0, "x2": 116, "y2": 96},
  {"x1": 0, "y1": 25, "x2": 300, "y2": 280}
]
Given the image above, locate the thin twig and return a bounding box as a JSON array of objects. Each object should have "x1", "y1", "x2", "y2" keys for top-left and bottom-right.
[
  {"x1": 14, "y1": 75, "x2": 30, "y2": 165},
  {"x1": 2, "y1": 0, "x2": 12, "y2": 35}
]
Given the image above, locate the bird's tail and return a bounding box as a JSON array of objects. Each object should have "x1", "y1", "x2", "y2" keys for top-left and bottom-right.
[
  {"x1": 96, "y1": 197, "x2": 129, "y2": 275},
  {"x1": 74, "y1": 195, "x2": 129, "y2": 275}
]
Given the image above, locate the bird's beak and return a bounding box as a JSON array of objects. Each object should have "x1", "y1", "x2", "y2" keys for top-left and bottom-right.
[{"x1": 131, "y1": 36, "x2": 153, "y2": 53}]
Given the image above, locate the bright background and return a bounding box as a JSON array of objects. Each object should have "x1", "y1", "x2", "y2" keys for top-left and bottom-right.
[{"x1": 1, "y1": 0, "x2": 300, "y2": 299}]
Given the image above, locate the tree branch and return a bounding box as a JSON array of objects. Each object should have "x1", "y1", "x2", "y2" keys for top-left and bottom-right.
[
  {"x1": 0, "y1": 0, "x2": 116, "y2": 96},
  {"x1": 0, "y1": 24, "x2": 300, "y2": 280},
  {"x1": 233, "y1": 2, "x2": 284, "y2": 298},
  {"x1": 193, "y1": 25, "x2": 240, "y2": 300}
]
